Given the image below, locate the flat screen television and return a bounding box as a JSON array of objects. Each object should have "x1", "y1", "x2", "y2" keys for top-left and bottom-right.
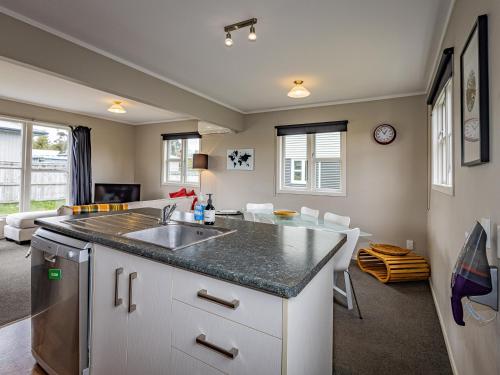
[{"x1": 94, "y1": 183, "x2": 141, "y2": 203}]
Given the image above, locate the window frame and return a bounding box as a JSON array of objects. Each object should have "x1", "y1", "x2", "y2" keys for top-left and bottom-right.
[
  {"x1": 291, "y1": 158, "x2": 307, "y2": 184},
  {"x1": 431, "y1": 78, "x2": 454, "y2": 196},
  {"x1": 0, "y1": 115, "x2": 72, "y2": 216},
  {"x1": 161, "y1": 137, "x2": 201, "y2": 187},
  {"x1": 276, "y1": 132, "x2": 347, "y2": 197}
]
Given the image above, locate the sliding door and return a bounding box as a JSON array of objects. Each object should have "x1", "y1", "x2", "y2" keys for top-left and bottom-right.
[
  {"x1": 30, "y1": 124, "x2": 70, "y2": 211},
  {"x1": 0, "y1": 117, "x2": 71, "y2": 216},
  {"x1": 0, "y1": 119, "x2": 24, "y2": 215}
]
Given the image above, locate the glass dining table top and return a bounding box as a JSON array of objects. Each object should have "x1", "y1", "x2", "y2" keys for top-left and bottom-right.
[{"x1": 240, "y1": 210, "x2": 372, "y2": 237}]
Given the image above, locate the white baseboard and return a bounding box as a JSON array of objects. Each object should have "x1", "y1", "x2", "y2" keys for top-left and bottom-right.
[{"x1": 429, "y1": 278, "x2": 459, "y2": 375}]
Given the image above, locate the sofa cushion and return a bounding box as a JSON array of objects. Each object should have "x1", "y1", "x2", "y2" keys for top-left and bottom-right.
[
  {"x1": 6, "y1": 210, "x2": 57, "y2": 229},
  {"x1": 58, "y1": 203, "x2": 129, "y2": 215},
  {"x1": 55, "y1": 197, "x2": 194, "y2": 217}
]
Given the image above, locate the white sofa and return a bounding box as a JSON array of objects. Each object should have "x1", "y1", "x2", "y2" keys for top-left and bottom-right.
[
  {"x1": 3, "y1": 197, "x2": 194, "y2": 243},
  {"x1": 4, "y1": 210, "x2": 58, "y2": 243}
]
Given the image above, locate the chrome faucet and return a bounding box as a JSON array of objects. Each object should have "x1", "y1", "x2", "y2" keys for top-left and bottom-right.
[{"x1": 159, "y1": 203, "x2": 177, "y2": 225}]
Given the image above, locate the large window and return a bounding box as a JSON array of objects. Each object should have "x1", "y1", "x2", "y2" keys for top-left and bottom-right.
[
  {"x1": 162, "y1": 136, "x2": 200, "y2": 187},
  {"x1": 431, "y1": 79, "x2": 453, "y2": 194},
  {"x1": 277, "y1": 131, "x2": 346, "y2": 196},
  {"x1": 0, "y1": 117, "x2": 70, "y2": 216}
]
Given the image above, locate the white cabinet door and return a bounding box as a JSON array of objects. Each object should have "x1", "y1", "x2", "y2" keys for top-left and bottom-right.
[
  {"x1": 127, "y1": 254, "x2": 173, "y2": 375},
  {"x1": 171, "y1": 348, "x2": 225, "y2": 375},
  {"x1": 172, "y1": 300, "x2": 282, "y2": 375},
  {"x1": 173, "y1": 268, "x2": 282, "y2": 338},
  {"x1": 90, "y1": 244, "x2": 129, "y2": 375}
]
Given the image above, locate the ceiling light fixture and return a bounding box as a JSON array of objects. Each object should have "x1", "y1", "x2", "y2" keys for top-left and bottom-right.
[
  {"x1": 107, "y1": 100, "x2": 127, "y2": 114},
  {"x1": 248, "y1": 24, "x2": 257, "y2": 41},
  {"x1": 225, "y1": 32, "x2": 233, "y2": 47},
  {"x1": 224, "y1": 18, "x2": 257, "y2": 46},
  {"x1": 287, "y1": 80, "x2": 311, "y2": 99}
]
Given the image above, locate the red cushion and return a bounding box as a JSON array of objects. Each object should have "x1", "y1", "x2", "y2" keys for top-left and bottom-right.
[
  {"x1": 191, "y1": 196, "x2": 198, "y2": 211},
  {"x1": 169, "y1": 188, "x2": 187, "y2": 198}
]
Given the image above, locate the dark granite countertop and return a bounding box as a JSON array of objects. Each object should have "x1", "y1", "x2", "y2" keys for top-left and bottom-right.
[{"x1": 36, "y1": 208, "x2": 345, "y2": 298}]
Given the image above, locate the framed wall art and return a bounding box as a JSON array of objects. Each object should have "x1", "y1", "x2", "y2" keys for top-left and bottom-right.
[
  {"x1": 461, "y1": 14, "x2": 489, "y2": 166},
  {"x1": 226, "y1": 148, "x2": 254, "y2": 170}
]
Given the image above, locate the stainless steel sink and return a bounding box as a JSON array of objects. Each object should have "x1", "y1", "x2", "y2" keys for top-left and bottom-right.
[{"x1": 124, "y1": 222, "x2": 236, "y2": 251}]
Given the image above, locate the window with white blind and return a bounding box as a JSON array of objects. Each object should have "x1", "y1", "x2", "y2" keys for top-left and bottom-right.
[
  {"x1": 277, "y1": 131, "x2": 346, "y2": 196},
  {"x1": 162, "y1": 136, "x2": 200, "y2": 187},
  {"x1": 431, "y1": 79, "x2": 453, "y2": 194}
]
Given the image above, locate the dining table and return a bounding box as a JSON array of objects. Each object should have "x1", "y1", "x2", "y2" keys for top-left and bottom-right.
[{"x1": 238, "y1": 210, "x2": 372, "y2": 237}]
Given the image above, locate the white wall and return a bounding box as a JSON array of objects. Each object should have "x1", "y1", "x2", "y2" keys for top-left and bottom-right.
[
  {"x1": 135, "y1": 95, "x2": 428, "y2": 253},
  {"x1": 426, "y1": 1, "x2": 499, "y2": 374}
]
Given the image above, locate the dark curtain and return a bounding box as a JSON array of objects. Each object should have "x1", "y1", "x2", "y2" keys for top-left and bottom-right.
[{"x1": 71, "y1": 126, "x2": 92, "y2": 205}]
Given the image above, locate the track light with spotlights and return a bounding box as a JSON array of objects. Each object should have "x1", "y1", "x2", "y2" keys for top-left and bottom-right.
[{"x1": 224, "y1": 18, "x2": 257, "y2": 46}]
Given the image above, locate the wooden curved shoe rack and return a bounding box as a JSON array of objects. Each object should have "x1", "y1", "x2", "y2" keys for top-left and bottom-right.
[{"x1": 357, "y1": 248, "x2": 430, "y2": 283}]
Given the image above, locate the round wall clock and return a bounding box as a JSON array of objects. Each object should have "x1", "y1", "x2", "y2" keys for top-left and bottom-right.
[{"x1": 373, "y1": 124, "x2": 396, "y2": 145}]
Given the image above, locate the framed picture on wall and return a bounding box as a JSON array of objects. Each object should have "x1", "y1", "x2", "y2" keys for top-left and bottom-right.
[
  {"x1": 226, "y1": 149, "x2": 254, "y2": 170},
  {"x1": 460, "y1": 14, "x2": 489, "y2": 166}
]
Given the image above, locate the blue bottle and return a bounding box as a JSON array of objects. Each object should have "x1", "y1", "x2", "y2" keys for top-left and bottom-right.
[{"x1": 194, "y1": 194, "x2": 205, "y2": 222}]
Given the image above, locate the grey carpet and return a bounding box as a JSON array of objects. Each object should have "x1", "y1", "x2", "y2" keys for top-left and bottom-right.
[
  {"x1": 333, "y1": 262, "x2": 452, "y2": 375},
  {"x1": 0, "y1": 240, "x2": 31, "y2": 327}
]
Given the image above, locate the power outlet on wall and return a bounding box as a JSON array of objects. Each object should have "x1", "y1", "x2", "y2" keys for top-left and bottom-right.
[{"x1": 406, "y1": 240, "x2": 414, "y2": 250}]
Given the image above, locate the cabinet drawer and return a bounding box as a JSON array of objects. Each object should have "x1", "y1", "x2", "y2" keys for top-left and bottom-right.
[
  {"x1": 171, "y1": 348, "x2": 225, "y2": 375},
  {"x1": 172, "y1": 268, "x2": 282, "y2": 338},
  {"x1": 172, "y1": 300, "x2": 282, "y2": 375}
]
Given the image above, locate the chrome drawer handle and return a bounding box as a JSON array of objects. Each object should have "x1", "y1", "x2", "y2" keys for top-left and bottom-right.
[
  {"x1": 129, "y1": 272, "x2": 137, "y2": 313},
  {"x1": 197, "y1": 289, "x2": 240, "y2": 309},
  {"x1": 195, "y1": 334, "x2": 238, "y2": 359},
  {"x1": 114, "y1": 268, "x2": 123, "y2": 306}
]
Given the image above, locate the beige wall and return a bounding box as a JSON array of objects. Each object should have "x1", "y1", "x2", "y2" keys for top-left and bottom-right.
[
  {"x1": 0, "y1": 98, "x2": 136, "y2": 186},
  {"x1": 426, "y1": 1, "x2": 499, "y2": 374},
  {"x1": 134, "y1": 119, "x2": 198, "y2": 199},
  {"x1": 135, "y1": 95, "x2": 428, "y2": 252}
]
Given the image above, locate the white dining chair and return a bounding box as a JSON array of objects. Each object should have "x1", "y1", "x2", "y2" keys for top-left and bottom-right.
[
  {"x1": 324, "y1": 212, "x2": 351, "y2": 227},
  {"x1": 243, "y1": 211, "x2": 256, "y2": 222},
  {"x1": 300, "y1": 206, "x2": 319, "y2": 219},
  {"x1": 332, "y1": 228, "x2": 362, "y2": 319},
  {"x1": 246, "y1": 203, "x2": 274, "y2": 212}
]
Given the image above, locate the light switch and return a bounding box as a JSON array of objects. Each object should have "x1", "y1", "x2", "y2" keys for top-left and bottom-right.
[{"x1": 480, "y1": 218, "x2": 491, "y2": 249}]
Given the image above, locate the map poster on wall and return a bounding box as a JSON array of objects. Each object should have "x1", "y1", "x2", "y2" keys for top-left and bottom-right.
[
  {"x1": 226, "y1": 149, "x2": 254, "y2": 171},
  {"x1": 460, "y1": 14, "x2": 489, "y2": 166}
]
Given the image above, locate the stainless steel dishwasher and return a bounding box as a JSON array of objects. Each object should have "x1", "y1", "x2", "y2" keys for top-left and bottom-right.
[{"x1": 30, "y1": 228, "x2": 91, "y2": 375}]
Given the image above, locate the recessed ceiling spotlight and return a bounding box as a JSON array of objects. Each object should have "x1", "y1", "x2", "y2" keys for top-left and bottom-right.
[
  {"x1": 225, "y1": 32, "x2": 233, "y2": 47},
  {"x1": 224, "y1": 18, "x2": 257, "y2": 46},
  {"x1": 107, "y1": 100, "x2": 127, "y2": 114},
  {"x1": 287, "y1": 80, "x2": 311, "y2": 99}
]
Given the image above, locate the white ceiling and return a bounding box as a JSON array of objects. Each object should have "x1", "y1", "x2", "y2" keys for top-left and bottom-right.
[
  {"x1": 0, "y1": 0, "x2": 452, "y2": 113},
  {"x1": 0, "y1": 59, "x2": 190, "y2": 125}
]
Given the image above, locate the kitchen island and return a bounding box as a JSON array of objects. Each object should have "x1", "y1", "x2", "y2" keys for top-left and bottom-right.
[{"x1": 36, "y1": 208, "x2": 346, "y2": 375}]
